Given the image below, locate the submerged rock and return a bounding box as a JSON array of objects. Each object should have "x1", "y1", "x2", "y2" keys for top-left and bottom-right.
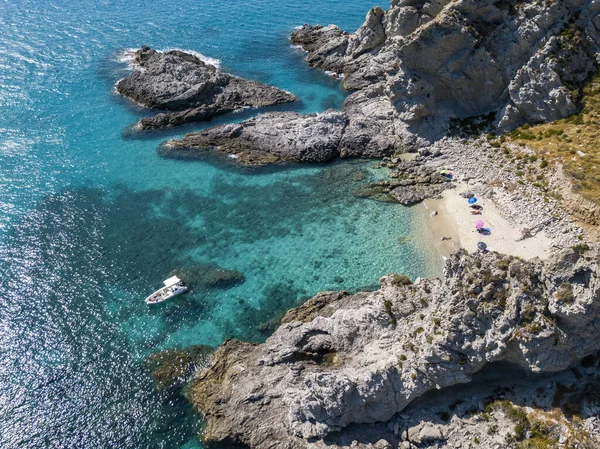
[
  {"x1": 169, "y1": 263, "x2": 245, "y2": 290},
  {"x1": 187, "y1": 246, "x2": 600, "y2": 448},
  {"x1": 146, "y1": 344, "x2": 212, "y2": 393},
  {"x1": 116, "y1": 46, "x2": 296, "y2": 130},
  {"x1": 353, "y1": 154, "x2": 454, "y2": 205}
]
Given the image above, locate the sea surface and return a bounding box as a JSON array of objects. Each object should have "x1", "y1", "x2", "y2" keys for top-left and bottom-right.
[{"x1": 0, "y1": 1, "x2": 442, "y2": 448}]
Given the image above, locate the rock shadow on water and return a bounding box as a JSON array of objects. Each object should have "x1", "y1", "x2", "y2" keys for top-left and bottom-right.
[
  {"x1": 121, "y1": 100, "x2": 306, "y2": 142},
  {"x1": 157, "y1": 140, "x2": 333, "y2": 177},
  {"x1": 223, "y1": 282, "x2": 311, "y2": 342},
  {"x1": 321, "y1": 93, "x2": 342, "y2": 110},
  {"x1": 170, "y1": 263, "x2": 245, "y2": 290}
]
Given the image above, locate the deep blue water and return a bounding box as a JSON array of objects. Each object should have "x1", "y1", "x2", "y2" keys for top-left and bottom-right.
[{"x1": 0, "y1": 1, "x2": 442, "y2": 448}]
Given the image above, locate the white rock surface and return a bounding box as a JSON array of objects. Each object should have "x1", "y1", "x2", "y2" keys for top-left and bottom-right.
[{"x1": 189, "y1": 245, "x2": 600, "y2": 448}]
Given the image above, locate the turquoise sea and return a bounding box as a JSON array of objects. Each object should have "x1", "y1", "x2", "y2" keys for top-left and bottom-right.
[{"x1": 0, "y1": 1, "x2": 442, "y2": 448}]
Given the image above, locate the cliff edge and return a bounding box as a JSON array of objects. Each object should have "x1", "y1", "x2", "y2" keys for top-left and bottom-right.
[
  {"x1": 189, "y1": 248, "x2": 600, "y2": 448},
  {"x1": 164, "y1": 0, "x2": 600, "y2": 164}
]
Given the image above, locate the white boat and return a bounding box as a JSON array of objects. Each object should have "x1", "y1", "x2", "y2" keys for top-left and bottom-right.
[{"x1": 145, "y1": 275, "x2": 188, "y2": 304}]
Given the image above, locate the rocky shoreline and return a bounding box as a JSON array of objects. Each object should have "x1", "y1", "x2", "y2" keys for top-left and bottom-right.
[
  {"x1": 116, "y1": 46, "x2": 296, "y2": 131},
  {"x1": 120, "y1": 1, "x2": 600, "y2": 447},
  {"x1": 189, "y1": 247, "x2": 599, "y2": 448},
  {"x1": 163, "y1": 0, "x2": 600, "y2": 164}
]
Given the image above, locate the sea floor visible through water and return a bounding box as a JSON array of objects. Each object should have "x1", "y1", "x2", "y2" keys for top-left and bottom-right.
[{"x1": 0, "y1": 1, "x2": 442, "y2": 448}]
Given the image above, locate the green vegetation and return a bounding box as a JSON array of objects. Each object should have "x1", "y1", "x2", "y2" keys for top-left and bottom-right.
[
  {"x1": 391, "y1": 273, "x2": 412, "y2": 287},
  {"x1": 509, "y1": 73, "x2": 600, "y2": 205},
  {"x1": 318, "y1": 352, "x2": 339, "y2": 367},
  {"x1": 555, "y1": 281, "x2": 575, "y2": 303},
  {"x1": 515, "y1": 421, "x2": 559, "y2": 449},
  {"x1": 383, "y1": 300, "x2": 397, "y2": 326},
  {"x1": 572, "y1": 243, "x2": 590, "y2": 254},
  {"x1": 485, "y1": 400, "x2": 564, "y2": 448},
  {"x1": 450, "y1": 111, "x2": 497, "y2": 136},
  {"x1": 486, "y1": 400, "x2": 530, "y2": 440}
]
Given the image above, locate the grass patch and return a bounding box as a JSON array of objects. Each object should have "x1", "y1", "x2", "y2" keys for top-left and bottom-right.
[
  {"x1": 391, "y1": 274, "x2": 412, "y2": 287},
  {"x1": 508, "y1": 73, "x2": 600, "y2": 205}
]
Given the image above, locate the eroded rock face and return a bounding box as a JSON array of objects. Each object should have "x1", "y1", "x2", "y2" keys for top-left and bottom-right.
[
  {"x1": 162, "y1": 89, "x2": 407, "y2": 164},
  {"x1": 160, "y1": 111, "x2": 355, "y2": 165},
  {"x1": 189, "y1": 247, "x2": 600, "y2": 448},
  {"x1": 291, "y1": 0, "x2": 600, "y2": 132},
  {"x1": 116, "y1": 46, "x2": 296, "y2": 130},
  {"x1": 165, "y1": 0, "x2": 599, "y2": 165}
]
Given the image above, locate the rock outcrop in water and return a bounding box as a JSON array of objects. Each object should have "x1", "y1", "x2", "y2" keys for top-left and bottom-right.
[
  {"x1": 165, "y1": 0, "x2": 600, "y2": 163},
  {"x1": 170, "y1": 263, "x2": 245, "y2": 290},
  {"x1": 116, "y1": 46, "x2": 296, "y2": 130},
  {"x1": 188, "y1": 247, "x2": 600, "y2": 448},
  {"x1": 146, "y1": 345, "x2": 212, "y2": 394},
  {"x1": 160, "y1": 111, "x2": 349, "y2": 164}
]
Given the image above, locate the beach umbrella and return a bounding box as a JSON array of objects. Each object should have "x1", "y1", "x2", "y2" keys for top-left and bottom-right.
[
  {"x1": 468, "y1": 197, "x2": 478, "y2": 204},
  {"x1": 477, "y1": 242, "x2": 487, "y2": 251},
  {"x1": 475, "y1": 219, "x2": 485, "y2": 229}
]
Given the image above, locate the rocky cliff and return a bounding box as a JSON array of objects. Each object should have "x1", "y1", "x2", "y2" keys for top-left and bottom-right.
[
  {"x1": 188, "y1": 247, "x2": 600, "y2": 448},
  {"x1": 164, "y1": 0, "x2": 600, "y2": 164},
  {"x1": 148, "y1": 2, "x2": 600, "y2": 447},
  {"x1": 116, "y1": 46, "x2": 295, "y2": 130}
]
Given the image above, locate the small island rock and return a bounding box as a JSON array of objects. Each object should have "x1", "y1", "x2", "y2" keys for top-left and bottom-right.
[{"x1": 116, "y1": 46, "x2": 296, "y2": 130}]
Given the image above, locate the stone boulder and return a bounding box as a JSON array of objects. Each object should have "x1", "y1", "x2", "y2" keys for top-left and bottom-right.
[{"x1": 116, "y1": 46, "x2": 295, "y2": 130}]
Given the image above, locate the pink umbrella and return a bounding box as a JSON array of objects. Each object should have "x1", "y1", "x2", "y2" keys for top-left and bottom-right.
[{"x1": 475, "y1": 219, "x2": 485, "y2": 229}]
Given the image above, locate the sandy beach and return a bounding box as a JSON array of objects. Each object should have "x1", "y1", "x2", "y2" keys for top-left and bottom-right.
[{"x1": 421, "y1": 183, "x2": 554, "y2": 261}]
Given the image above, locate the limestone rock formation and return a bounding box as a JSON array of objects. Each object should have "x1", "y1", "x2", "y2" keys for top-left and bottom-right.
[
  {"x1": 165, "y1": 0, "x2": 600, "y2": 164},
  {"x1": 188, "y1": 247, "x2": 600, "y2": 448},
  {"x1": 292, "y1": 0, "x2": 600, "y2": 133},
  {"x1": 160, "y1": 111, "x2": 353, "y2": 164},
  {"x1": 116, "y1": 46, "x2": 296, "y2": 130}
]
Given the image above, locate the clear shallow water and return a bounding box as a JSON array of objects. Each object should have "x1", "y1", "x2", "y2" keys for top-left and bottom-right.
[{"x1": 0, "y1": 1, "x2": 442, "y2": 448}]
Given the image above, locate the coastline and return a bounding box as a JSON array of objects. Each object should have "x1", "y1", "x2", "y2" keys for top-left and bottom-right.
[{"x1": 101, "y1": 1, "x2": 600, "y2": 448}]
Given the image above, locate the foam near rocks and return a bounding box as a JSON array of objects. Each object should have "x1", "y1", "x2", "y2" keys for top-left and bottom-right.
[
  {"x1": 161, "y1": 47, "x2": 221, "y2": 70},
  {"x1": 115, "y1": 46, "x2": 296, "y2": 130}
]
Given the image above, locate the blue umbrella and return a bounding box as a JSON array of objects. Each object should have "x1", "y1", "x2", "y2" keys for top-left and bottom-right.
[
  {"x1": 468, "y1": 197, "x2": 478, "y2": 204},
  {"x1": 477, "y1": 242, "x2": 487, "y2": 251}
]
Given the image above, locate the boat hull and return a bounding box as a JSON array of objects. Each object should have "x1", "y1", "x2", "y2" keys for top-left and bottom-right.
[{"x1": 145, "y1": 285, "x2": 188, "y2": 304}]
